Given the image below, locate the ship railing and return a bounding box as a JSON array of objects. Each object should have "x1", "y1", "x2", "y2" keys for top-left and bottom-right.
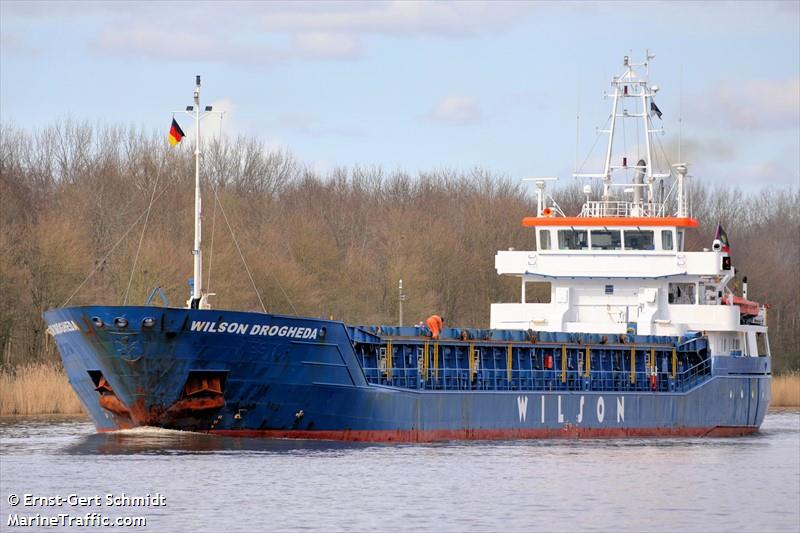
[
  {"x1": 676, "y1": 357, "x2": 713, "y2": 392},
  {"x1": 579, "y1": 201, "x2": 663, "y2": 218},
  {"x1": 363, "y1": 357, "x2": 711, "y2": 393}
]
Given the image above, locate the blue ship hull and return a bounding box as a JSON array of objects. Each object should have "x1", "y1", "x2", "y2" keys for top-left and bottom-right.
[{"x1": 43, "y1": 306, "x2": 771, "y2": 441}]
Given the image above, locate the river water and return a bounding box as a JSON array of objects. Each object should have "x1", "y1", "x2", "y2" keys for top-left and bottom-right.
[{"x1": 1, "y1": 411, "x2": 798, "y2": 532}]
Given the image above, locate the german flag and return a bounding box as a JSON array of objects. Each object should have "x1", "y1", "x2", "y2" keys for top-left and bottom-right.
[{"x1": 168, "y1": 118, "x2": 186, "y2": 147}]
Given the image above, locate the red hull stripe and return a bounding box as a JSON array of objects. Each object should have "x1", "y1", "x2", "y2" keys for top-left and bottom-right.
[{"x1": 205, "y1": 426, "x2": 758, "y2": 442}]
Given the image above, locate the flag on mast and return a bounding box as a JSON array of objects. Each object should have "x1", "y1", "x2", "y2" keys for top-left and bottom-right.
[
  {"x1": 168, "y1": 118, "x2": 186, "y2": 146},
  {"x1": 714, "y1": 223, "x2": 730, "y2": 253},
  {"x1": 650, "y1": 101, "x2": 663, "y2": 120}
]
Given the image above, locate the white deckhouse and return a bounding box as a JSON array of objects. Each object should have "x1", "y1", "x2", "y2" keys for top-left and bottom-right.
[{"x1": 491, "y1": 54, "x2": 769, "y2": 360}]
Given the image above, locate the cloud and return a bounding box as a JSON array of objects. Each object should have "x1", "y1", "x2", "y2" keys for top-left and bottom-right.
[
  {"x1": 427, "y1": 95, "x2": 483, "y2": 124},
  {"x1": 91, "y1": 27, "x2": 233, "y2": 62},
  {"x1": 259, "y1": 1, "x2": 537, "y2": 37},
  {"x1": 11, "y1": 2, "x2": 532, "y2": 66},
  {"x1": 2, "y1": 0, "x2": 534, "y2": 36},
  {"x1": 291, "y1": 33, "x2": 363, "y2": 60},
  {"x1": 196, "y1": 98, "x2": 237, "y2": 140},
  {"x1": 689, "y1": 78, "x2": 800, "y2": 130},
  {"x1": 0, "y1": 32, "x2": 42, "y2": 57},
  {"x1": 88, "y1": 26, "x2": 362, "y2": 65}
]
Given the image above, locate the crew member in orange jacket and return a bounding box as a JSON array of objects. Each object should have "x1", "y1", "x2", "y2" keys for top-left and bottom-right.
[{"x1": 426, "y1": 314, "x2": 444, "y2": 339}]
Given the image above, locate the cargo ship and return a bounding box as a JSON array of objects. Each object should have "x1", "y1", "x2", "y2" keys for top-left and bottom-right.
[{"x1": 44, "y1": 55, "x2": 771, "y2": 441}]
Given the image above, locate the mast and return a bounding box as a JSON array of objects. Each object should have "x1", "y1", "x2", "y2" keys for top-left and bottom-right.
[
  {"x1": 642, "y1": 79, "x2": 653, "y2": 202},
  {"x1": 192, "y1": 75, "x2": 203, "y2": 308},
  {"x1": 174, "y1": 75, "x2": 219, "y2": 309},
  {"x1": 602, "y1": 79, "x2": 620, "y2": 199},
  {"x1": 572, "y1": 53, "x2": 678, "y2": 219}
]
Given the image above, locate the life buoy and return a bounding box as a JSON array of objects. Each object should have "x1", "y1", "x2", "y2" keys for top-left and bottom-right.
[
  {"x1": 544, "y1": 354, "x2": 554, "y2": 370},
  {"x1": 542, "y1": 207, "x2": 553, "y2": 217},
  {"x1": 650, "y1": 373, "x2": 657, "y2": 391}
]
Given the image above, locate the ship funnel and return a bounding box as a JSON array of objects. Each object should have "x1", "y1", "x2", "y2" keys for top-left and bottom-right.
[{"x1": 633, "y1": 159, "x2": 646, "y2": 204}]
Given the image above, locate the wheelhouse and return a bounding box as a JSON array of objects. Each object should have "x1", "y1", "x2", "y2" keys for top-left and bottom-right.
[{"x1": 526, "y1": 221, "x2": 697, "y2": 253}]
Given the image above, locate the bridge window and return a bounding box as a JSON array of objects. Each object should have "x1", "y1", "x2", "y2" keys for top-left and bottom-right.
[
  {"x1": 677, "y1": 229, "x2": 685, "y2": 252},
  {"x1": 590, "y1": 230, "x2": 621, "y2": 250},
  {"x1": 538, "y1": 229, "x2": 551, "y2": 250},
  {"x1": 623, "y1": 230, "x2": 654, "y2": 250},
  {"x1": 668, "y1": 282, "x2": 695, "y2": 304},
  {"x1": 756, "y1": 332, "x2": 770, "y2": 357},
  {"x1": 558, "y1": 230, "x2": 588, "y2": 250},
  {"x1": 662, "y1": 230, "x2": 674, "y2": 250}
]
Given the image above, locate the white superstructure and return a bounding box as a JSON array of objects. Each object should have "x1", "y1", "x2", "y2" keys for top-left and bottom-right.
[{"x1": 491, "y1": 54, "x2": 770, "y2": 359}]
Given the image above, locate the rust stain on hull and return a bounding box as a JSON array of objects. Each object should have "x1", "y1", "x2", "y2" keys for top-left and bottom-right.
[{"x1": 95, "y1": 376, "x2": 225, "y2": 427}]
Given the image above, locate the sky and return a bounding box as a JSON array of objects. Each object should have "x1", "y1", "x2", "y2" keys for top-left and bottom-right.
[{"x1": 1, "y1": 0, "x2": 799, "y2": 190}]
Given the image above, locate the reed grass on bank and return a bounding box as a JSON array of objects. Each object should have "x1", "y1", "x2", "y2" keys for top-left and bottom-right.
[
  {"x1": 0, "y1": 363, "x2": 798, "y2": 416},
  {"x1": 0, "y1": 362, "x2": 85, "y2": 416},
  {"x1": 771, "y1": 373, "x2": 800, "y2": 408}
]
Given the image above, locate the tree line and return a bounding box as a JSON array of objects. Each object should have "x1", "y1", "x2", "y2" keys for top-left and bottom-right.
[{"x1": 1, "y1": 121, "x2": 797, "y2": 372}]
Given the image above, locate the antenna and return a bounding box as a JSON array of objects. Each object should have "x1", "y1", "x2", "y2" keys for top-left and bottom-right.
[
  {"x1": 575, "y1": 85, "x2": 581, "y2": 174},
  {"x1": 645, "y1": 49, "x2": 655, "y2": 79},
  {"x1": 678, "y1": 64, "x2": 683, "y2": 164},
  {"x1": 523, "y1": 177, "x2": 559, "y2": 216}
]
